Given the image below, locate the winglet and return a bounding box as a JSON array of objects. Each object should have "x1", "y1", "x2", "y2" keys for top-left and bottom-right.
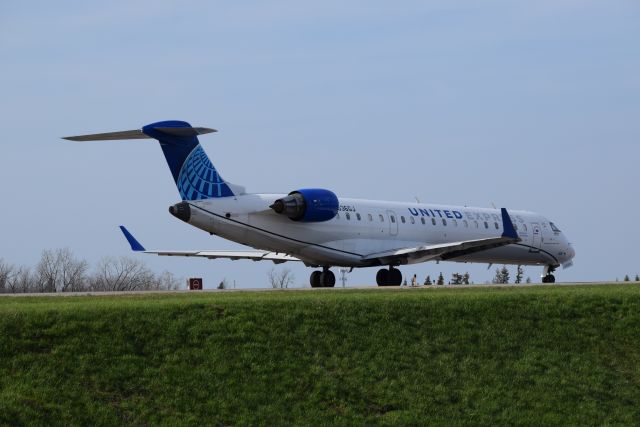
[
  {"x1": 119, "y1": 226, "x2": 146, "y2": 251},
  {"x1": 500, "y1": 208, "x2": 519, "y2": 240}
]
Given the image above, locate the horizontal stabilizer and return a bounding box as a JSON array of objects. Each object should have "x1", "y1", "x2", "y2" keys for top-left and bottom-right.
[
  {"x1": 63, "y1": 126, "x2": 216, "y2": 141},
  {"x1": 63, "y1": 130, "x2": 149, "y2": 141}
]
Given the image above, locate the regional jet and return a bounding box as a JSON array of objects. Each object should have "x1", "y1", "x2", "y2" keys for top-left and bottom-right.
[{"x1": 65, "y1": 121, "x2": 575, "y2": 286}]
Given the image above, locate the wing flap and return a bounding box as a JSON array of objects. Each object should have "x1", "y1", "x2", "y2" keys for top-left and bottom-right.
[{"x1": 146, "y1": 250, "x2": 300, "y2": 263}]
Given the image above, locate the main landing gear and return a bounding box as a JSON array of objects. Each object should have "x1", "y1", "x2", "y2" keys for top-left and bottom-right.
[
  {"x1": 310, "y1": 267, "x2": 336, "y2": 288},
  {"x1": 541, "y1": 265, "x2": 556, "y2": 283},
  {"x1": 376, "y1": 266, "x2": 402, "y2": 286}
]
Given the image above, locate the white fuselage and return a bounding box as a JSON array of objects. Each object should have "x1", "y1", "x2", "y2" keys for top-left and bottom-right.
[{"x1": 181, "y1": 194, "x2": 574, "y2": 269}]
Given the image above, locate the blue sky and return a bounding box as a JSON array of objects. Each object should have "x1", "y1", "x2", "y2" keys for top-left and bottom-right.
[{"x1": 1, "y1": 1, "x2": 639, "y2": 287}]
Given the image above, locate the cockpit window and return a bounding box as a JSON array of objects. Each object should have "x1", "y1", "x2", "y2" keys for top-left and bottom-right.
[{"x1": 550, "y1": 222, "x2": 561, "y2": 232}]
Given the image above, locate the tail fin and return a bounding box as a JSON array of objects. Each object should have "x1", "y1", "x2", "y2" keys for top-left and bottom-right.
[{"x1": 64, "y1": 120, "x2": 244, "y2": 200}]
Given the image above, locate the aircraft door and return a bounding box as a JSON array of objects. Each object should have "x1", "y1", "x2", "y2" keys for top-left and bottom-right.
[
  {"x1": 530, "y1": 222, "x2": 541, "y2": 253},
  {"x1": 387, "y1": 210, "x2": 398, "y2": 236}
]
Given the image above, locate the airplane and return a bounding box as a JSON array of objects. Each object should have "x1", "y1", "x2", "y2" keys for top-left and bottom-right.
[{"x1": 65, "y1": 120, "x2": 575, "y2": 287}]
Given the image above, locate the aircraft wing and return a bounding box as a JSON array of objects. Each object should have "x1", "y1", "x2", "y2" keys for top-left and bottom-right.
[
  {"x1": 362, "y1": 236, "x2": 518, "y2": 265},
  {"x1": 362, "y1": 208, "x2": 521, "y2": 265},
  {"x1": 119, "y1": 226, "x2": 301, "y2": 264}
]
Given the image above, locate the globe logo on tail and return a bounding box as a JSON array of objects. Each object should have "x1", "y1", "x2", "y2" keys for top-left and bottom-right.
[{"x1": 177, "y1": 146, "x2": 233, "y2": 200}]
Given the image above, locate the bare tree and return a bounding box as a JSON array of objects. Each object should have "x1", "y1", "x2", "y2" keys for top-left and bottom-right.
[
  {"x1": 34, "y1": 248, "x2": 89, "y2": 292},
  {"x1": 60, "y1": 250, "x2": 89, "y2": 292},
  {"x1": 1, "y1": 252, "x2": 184, "y2": 293},
  {"x1": 268, "y1": 268, "x2": 295, "y2": 288},
  {"x1": 91, "y1": 256, "x2": 155, "y2": 291},
  {"x1": 36, "y1": 249, "x2": 59, "y2": 292},
  {"x1": 5, "y1": 266, "x2": 35, "y2": 293},
  {"x1": 0, "y1": 259, "x2": 14, "y2": 293},
  {"x1": 156, "y1": 271, "x2": 182, "y2": 291}
]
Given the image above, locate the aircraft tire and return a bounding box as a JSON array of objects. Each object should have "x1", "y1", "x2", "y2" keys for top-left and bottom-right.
[
  {"x1": 542, "y1": 274, "x2": 556, "y2": 284},
  {"x1": 321, "y1": 270, "x2": 336, "y2": 287},
  {"x1": 376, "y1": 269, "x2": 389, "y2": 286},
  {"x1": 390, "y1": 268, "x2": 402, "y2": 286},
  {"x1": 310, "y1": 271, "x2": 322, "y2": 288}
]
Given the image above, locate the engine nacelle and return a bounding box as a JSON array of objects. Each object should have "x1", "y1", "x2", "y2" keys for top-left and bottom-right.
[{"x1": 270, "y1": 188, "x2": 339, "y2": 222}]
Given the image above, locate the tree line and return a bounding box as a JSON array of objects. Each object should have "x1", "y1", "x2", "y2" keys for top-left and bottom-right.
[{"x1": 0, "y1": 248, "x2": 182, "y2": 293}]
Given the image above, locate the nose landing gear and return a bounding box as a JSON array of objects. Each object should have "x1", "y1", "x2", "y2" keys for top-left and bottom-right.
[
  {"x1": 541, "y1": 265, "x2": 557, "y2": 283},
  {"x1": 376, "y1": 266, "x2": 402, "y2": 286},
  {"x1": 310, "y1": 267, "x2": 336, "y2": 288}
]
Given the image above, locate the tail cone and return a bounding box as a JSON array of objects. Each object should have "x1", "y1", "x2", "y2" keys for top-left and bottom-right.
[{"x1": 169, "y1": 202, "x2": 191, "y2": 222}]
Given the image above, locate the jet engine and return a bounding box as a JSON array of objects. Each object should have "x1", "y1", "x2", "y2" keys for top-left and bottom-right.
[{"x1": 269, "y1": 188, "x2": 339, "y2": 222}]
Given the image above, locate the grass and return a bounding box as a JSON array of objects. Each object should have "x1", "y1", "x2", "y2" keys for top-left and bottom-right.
[{"x1": 1, "y1": 284, "x2": 639, "y2": 426}]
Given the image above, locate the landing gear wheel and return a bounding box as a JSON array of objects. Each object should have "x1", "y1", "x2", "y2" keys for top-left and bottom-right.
[
  {"x1": 376, "y1": 269, "x2": 389, "y2": 286},
  {"x1": 320, "y1": 270, "x2": 335, "y2": 287},
  {"x1": 310, "y1": 271, "x2": 322, "y2": 288},
  {"x1": 376, "y1": 267, "x2": 402, "y2": 286},
  {"x1": 389, "y1": 268, "x2": 402, "y2": 286},
  {"x1": 542, "y1": 265, "x2": 557, "y2": 284}
]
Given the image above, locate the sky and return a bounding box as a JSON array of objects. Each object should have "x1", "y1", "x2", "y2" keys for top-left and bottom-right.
[{"x1": 1, "y1": 0, "x2": 639, "y2": 288}]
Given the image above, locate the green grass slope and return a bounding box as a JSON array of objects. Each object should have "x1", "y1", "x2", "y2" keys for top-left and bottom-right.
[{"x1": 1, "y1": 285, "x2": 639, "y2": 426}]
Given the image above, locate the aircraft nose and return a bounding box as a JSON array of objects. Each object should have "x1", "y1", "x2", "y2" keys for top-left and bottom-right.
[{"x1": 567, "y1": 244, "x2": 575, "y2": 259}]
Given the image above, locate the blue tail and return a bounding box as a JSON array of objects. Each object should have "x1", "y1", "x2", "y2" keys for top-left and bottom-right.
[{"x1": 142, "y1": 120, "x2": 241, "y2": 200}]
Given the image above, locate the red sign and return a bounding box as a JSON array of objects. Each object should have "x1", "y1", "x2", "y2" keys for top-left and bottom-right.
[{"x1": 189, "y1": 278, "x2": 203, "y2": 290}]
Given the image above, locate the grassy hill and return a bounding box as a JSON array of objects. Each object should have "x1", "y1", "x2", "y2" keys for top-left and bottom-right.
[{"x1": 1, "y1": 284, "x2": 639, "y2": 425}]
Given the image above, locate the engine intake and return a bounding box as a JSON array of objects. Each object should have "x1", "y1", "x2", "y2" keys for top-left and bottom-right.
[{"x1": 270, "y1": 189, "x2": 339, "y2": 222}]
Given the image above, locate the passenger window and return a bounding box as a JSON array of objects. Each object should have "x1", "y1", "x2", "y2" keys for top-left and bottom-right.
[
  {"x1": 514, "y1": 224, "x2": 518, "y2": 231},
  {"x1": 442, "y1": 219, "x2": 447, "y2": 226},
  {"x1": 401, "y1": 216, "x2": 406, "y2": 223},
  {"x1": 356, "y1": 213, "x2": 361, "y2": 221},
  {"x1": 495, "y1": 222, "x2": 499, "y2": 229},
  {"x1": 346, "y1": 213, "x2": 351, "y2": 220},
  {"x1": 463, "y1": 220, "x2": 468, "y2": 227},
  {"x1": 484, "y1": 221, "x2": 489, "y2": 229},
  {"x1": 390, "y1": 215, "x2": 396, "y2": 223},
  {"x1": 379, "y1": 214, "x2": 384, "y2": 222},
  {"x1": 432, "y1": 218, "x2": 436, "y2": 225},
  {"x1": 368, "y1": 214, "x2": 373, "y2": 222},
  {"x1": 410, "y1": 217, "x2": 415, "y2": 224},
  {"x1": 474, "y1": 220, "x2": 479, "y2": 228},
  {"x1": 421, "y1": 217, "x2": 425, "y2": 225},
  {"x1": 523, "y1": 224, "x2": 527, "y2": 231},
  {"x1": 453, "y1": 219, "x2": 458, "y2": 227},
  {"x1": 336, "y1": 213, "x2": 340, "y2": 219}
]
